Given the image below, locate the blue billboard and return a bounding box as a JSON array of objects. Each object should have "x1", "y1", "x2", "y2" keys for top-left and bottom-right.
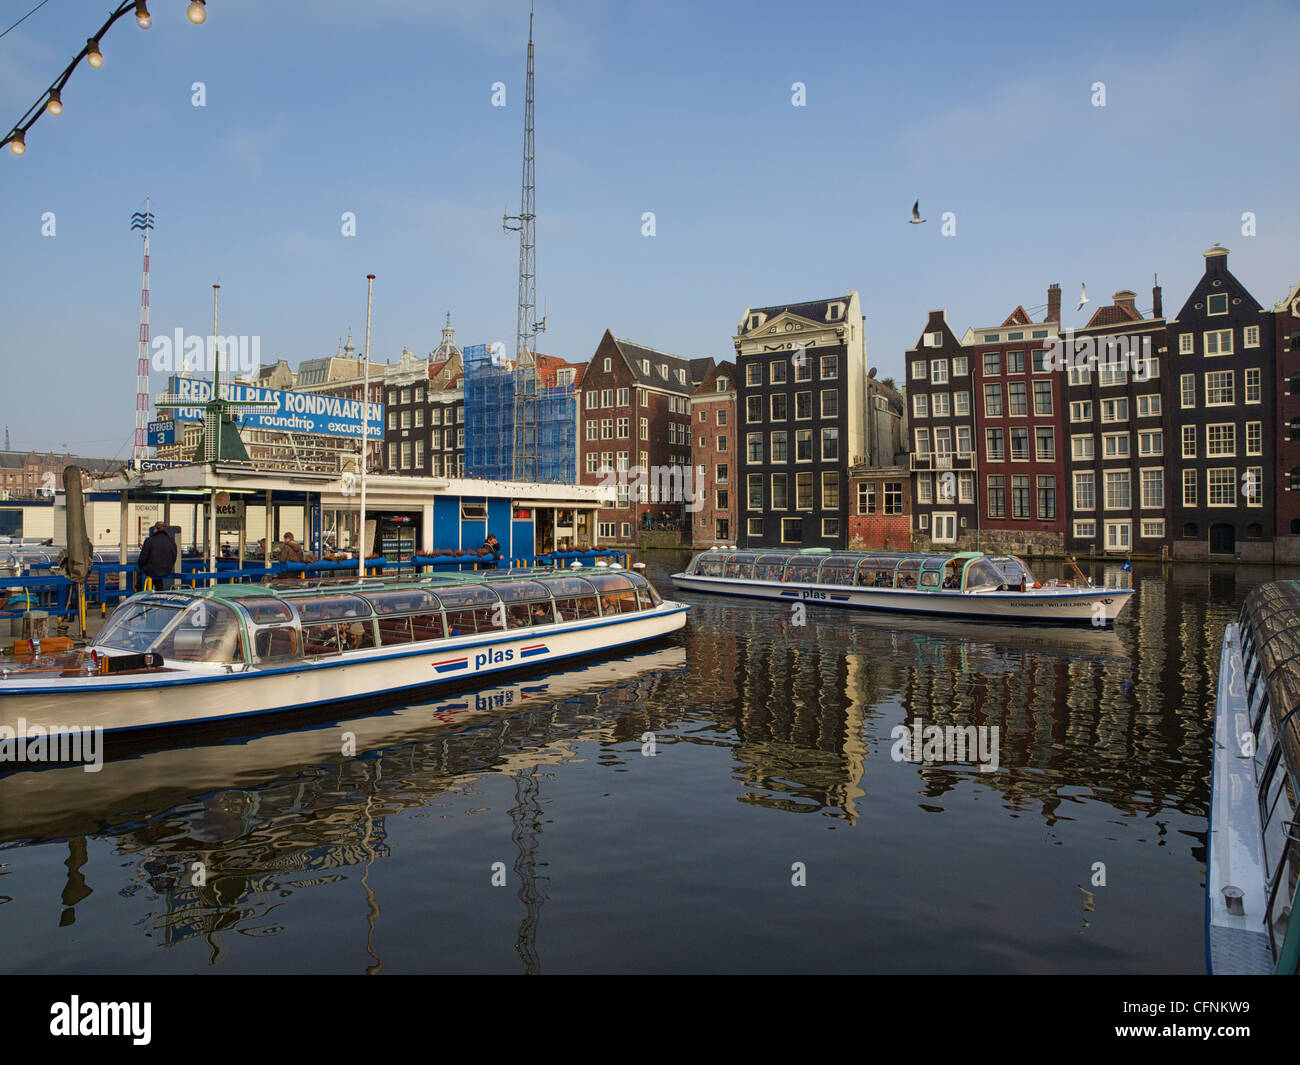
[{"x1": 161, "y1": 377, "x2": 384, "y2": 439}]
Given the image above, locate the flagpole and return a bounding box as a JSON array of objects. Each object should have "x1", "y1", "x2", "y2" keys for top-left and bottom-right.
[{"x1": 358, "y1": 273, "x2": 375, "y2": 578}]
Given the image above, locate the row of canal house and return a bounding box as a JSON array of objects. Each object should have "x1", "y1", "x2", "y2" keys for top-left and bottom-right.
[{"x1": 910, "y1": 244, "x2": 1297, "y2": 561}]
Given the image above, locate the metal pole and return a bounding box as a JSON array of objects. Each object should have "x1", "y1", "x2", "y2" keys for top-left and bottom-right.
[
  {"x1": 359, "y1": 273, "x2": 375, "y2": 578},
  {"x1": 209, "y1": 284, "x2": 220, "y2": 577}
]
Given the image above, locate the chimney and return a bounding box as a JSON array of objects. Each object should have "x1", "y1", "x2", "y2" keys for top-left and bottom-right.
[
  {"x1": 1205, "y1": 243, "x2": 1229, "y2": 273},
  {"x1": 1046, "y1": 283, "x2": 1061, "y2": 323},
  {"x1": 1152, "y1": 275, "x2": 1163, "y2": 319},
  {"x1": 1114, "y1": 290, "x2": 1139, "y2": 317}
]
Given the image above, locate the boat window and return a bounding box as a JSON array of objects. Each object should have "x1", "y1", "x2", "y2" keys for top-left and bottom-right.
[
  {"x1": 363, "y1": 588, "x2": 443, "y2": 615},
  {"x1": 626, "y1": 571, "x2": 662, "y2": 609},
  {"x1": 587, "y1": 572, "x2": 639, "y2": 615},
  {"x1": 962, "y1": 559, "x2": 1003, "y2": 591},
  {"x1": 234, "y1": 597, "x2": 296, "y2": 625},
  {"x1": 150, "y1": 601, "x2": 245, "y2": 663},
  {"x1": 378, "y1": 615, "x2": 414, "y2": 646},
  {"x1": 989, "y1": 556, "x2": 1036, "y2": 585},
  {"x1": 895, "y1": 558, "x2": 922, "y2": 589},
  {"x1": 754, "y1": 555, "x2": 787, "y2": 582},
  {"x1": 694, "y1": 551, "x2": 726, "y2": 577},
  {"x1": 254, "y1": 625, "x2": 300, "y2": 662},
  {"x1": 303, "y1": 622, "x2": 345, "y2": 656},
  {"x1": 782, "y1": 556, "x2": 821, "y2": 582},
  {"x1": 289, "y1": 594, "x2": 372, "y2": 623},
  {"x1": 96, "y1": 600, "x2": 184, "y2": 653},
  {"x1": 722, "y1": 553, "x2": 757, "y2": 580},
  {"x1": 919, "y1": 569, "x2": 941, "y2": 588},
  {"x1": 818, "y1": 556, "x2": 859, "y2": 586},
  {"x1": 535, "y1": 576, "x2": 596, "y2": 598}
]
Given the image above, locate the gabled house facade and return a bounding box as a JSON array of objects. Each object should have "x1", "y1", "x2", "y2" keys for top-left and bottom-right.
[
  {"x1": 1167, "y1": 245, "x2": 1275, "y2": 560},
  {"x1": 735, "y1": 292, "x2": 866, "y2": 549}
]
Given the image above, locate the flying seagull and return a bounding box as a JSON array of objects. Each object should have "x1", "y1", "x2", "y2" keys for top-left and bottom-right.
[
  {"x1": 1076, "y1": 283, "x2": 1090, "y2": 312},
  {"x1": 909, "y1": 200, "x2": 926, "y2": 224}
]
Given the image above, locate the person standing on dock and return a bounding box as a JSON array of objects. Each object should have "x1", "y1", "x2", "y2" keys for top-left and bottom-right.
[
  {"x1": 280, "y1": 533, "x2": 306, "y2": 565},
  {"x1": 138, "y1": 522, "x2": 178, "y2": 591}
]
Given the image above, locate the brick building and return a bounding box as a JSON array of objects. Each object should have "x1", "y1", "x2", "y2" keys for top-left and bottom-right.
[
  {"x1": 689, "y1": 360, "x2": 737, "y2": 546},
  {"x1": 960, "y1": 293, "x2": 1066, "y2": 554},
  {"x1": 1064, "y1": 285, "x2": 1169, "y2": 557},
  {"x1": 1167, "y1": 245, "x2": 1274, "y2": 560},
  {"x1": 1276, "y1": 282, "x2": 1300, "y2": 561},
  {"x1": 736, "y1": 292, "x2": 866, "y2": 548},
  {"x1": 578, "y1": 330, "x2": 699, "y2": 544}
]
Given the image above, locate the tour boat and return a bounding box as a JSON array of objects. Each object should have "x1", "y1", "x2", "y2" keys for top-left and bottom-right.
[
  {"x1": 671, "y1": 548, "x2": 1133, "y2": 624},
  {"x1": 1207, "y1": 581, "x2": 1300, "y2": 974},
  {"x1": 0, "y1": 568, "x2": 688, "y2": 737}
]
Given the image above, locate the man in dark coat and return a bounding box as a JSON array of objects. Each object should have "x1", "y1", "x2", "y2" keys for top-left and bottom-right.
[{"x1": 138, "y1": 522, "x2": 178, "y2": 590}]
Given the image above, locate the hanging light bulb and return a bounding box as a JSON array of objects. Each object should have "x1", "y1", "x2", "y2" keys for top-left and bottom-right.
[
  {"x1": 134, "y1": 1, "x2": 152, "y2": 28},
  {"x1": 46, "y1": 90, "x2": 62, "y2": 115},
  {"x1": 186, "y1": 1, "x2": 207, "y2": 24},
  {"x1": 9, "y1": 131, "x2": 25, "y2": 155},
  {"x1": 86, "y1": 38, "x2": 103, "y2": 68}
]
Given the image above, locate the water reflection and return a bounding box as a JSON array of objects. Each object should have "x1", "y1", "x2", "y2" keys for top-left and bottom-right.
[{"x1": 1, "y1": 557, "x2": 1293, "y2": 973}]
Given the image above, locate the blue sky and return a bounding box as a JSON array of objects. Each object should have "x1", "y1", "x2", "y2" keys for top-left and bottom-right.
[{"x1": 2, "y1": 0, "x2": 1297, "y2": 457}]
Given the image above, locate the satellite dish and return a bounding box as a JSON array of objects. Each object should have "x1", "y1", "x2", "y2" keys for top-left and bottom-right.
[{"x1": 868, "y1": 367, "x2": 878, "y2": 379}]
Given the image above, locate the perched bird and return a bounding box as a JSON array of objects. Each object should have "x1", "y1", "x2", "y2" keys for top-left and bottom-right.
[
  {"x1": 909, "y1": 200, "x2": 926, "y2": 224},
  {"x1": 1076, "y1": 282, "x2": 1090, "y2": 312}
]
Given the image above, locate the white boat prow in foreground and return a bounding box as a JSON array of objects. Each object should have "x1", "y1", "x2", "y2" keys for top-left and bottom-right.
[{"x1": 671, "y1": 548, "x2": 1132, "y2": 625}]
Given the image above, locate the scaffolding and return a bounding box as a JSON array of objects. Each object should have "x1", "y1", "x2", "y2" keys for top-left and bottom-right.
[{"x1": 464, "y1": 343, "x2": 575, "y2": 484}]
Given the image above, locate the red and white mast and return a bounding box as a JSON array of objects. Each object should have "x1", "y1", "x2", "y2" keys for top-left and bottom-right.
[{"x1": 130, "y1": 198, "x2": 155, "y2": 462}]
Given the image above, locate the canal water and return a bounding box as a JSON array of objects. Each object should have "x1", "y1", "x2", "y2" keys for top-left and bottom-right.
[{"x1": 0, "y1": 552, "x2": 1280, "y2": 973}]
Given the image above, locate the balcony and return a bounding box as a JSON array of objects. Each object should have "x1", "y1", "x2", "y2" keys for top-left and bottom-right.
[{"x1": 910, "y1": 452, "x2": 974, "y2": 472}]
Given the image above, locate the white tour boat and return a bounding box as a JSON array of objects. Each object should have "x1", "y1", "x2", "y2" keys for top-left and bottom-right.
[
  {"x1": 671, "y1": 548, "x2": 1133, "y2": 625},
  {"x1": 0, "y1": 568, "x2": 688, "y2": 737}
]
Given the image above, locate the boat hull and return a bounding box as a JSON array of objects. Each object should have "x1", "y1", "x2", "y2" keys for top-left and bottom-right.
[
  {"x1": 0, "y1": 603, "x2": 688, "y2": 736},
  {"x1": 669, "y1": 574, "x2": 1131, "y2": 624}
]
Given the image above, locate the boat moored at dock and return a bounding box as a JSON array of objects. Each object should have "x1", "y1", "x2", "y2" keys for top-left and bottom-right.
[
  {"x1": 0, "y1": 567, "x2": 687, "y2": 738},
  {"x1": 1207, "y1": 580, "x2": 1300, "y2": 974},
  {"x1": 671, "y1": 548, "x2": 1133, "y2": 625}
]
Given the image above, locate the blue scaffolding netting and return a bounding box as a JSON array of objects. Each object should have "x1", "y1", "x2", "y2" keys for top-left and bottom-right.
[{"x1": 463, "y1": 343, "x2": 576, "y2": 484}]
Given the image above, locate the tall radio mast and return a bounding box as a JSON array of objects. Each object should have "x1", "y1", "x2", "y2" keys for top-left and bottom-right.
[
  {"x1": 503, "y1": 1, "x2": 543, "y2": 483},
  {"x1": 130, "y1": 198, "x2": 155, "y2": 462}
]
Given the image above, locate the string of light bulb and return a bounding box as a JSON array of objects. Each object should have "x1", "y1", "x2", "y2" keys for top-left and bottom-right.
[{"x1": 2, "y1": 1, "x2": 207, "y2": 156}]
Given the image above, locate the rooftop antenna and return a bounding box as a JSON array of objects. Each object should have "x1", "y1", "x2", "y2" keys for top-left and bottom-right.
[{"x1": 503, "y1": 0, "x2": 543, "y2": 482}]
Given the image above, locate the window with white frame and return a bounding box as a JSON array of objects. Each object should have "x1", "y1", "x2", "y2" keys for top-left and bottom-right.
[
  {"x1": 1208, "y1": 468, "x2": 1236, "y2": 506},
  {"x1": 1035, "y1": 427, "x2": 1055, "y2": 461},
  {"x1": 1245, "y1": 466, "x2": 1263, "y2": 506},
  {"x1": 1033, "y1": 380, "x2": 1053, "y2": 415},
  {"x1": 746, "y1": 433, "x2": 763, "y2": 463},
  {"x1": 1204, "y1": 329, "x2": 1233, "y2": 355},
  {"x1": 1103, "y1": 432, "x2": 1130, "y2": 458},
  {"x1": 857, "y1": 482, "x2": 876, "y2": 514},
  {"x1": 1245, "y1": 325, "x2": 1260, "y2": 348},
  {"x1": 1206, "y1": 423, "x2": 1236, "y2": 456},
  {"x1": 959, "y1": 471, "x2": 974, "y2": 503},
  {"x1": 1104, "y1": 521, "x2": 1131, "y2": 551},
  {"x1": 912, "y1": 393, "x2": 929, "y2": 419},
  {"x1": 917, "y1": 474, "x2": 933, "y2": 504},
  {"x1": 1179, "y1": 333, "x2": 1194, "y2": 354},
  {"x1": 912, "y1": 360, "x2": 927, "y2": 380},
  {"x1": 1206, "y1": 371, "x2": 1235, "y2": 406},
  {"x1": 914, "y1": 427, "x2": 931, "y2": 457},
  {"x1": 1140, "y1": 469, "x2": 1163, "y2": 509},
  {"x1": 956, "y1": 426, "x2": 972, "y2": 456},
  {"x1": 1137, "y1": 394, "x2": 1162, "y2": 417},
  {"x1": 746, "y1": 517, "x2": 762, "y2": 537},
  {"x1": 1074, "y1": 471, "x2": 1095, "y2": 510},
  {"x1": 1182, "y1": 425, "x2": 1196, "y2": 458},
  {"x1": 1074, "y1": 520, "x2": 1097, "y2": 538},
  {"x1": 745, "y1": 363, "x2": 761, "y2": 386},
  {"x1": 1245, "y1": 368, "x2": 1261, "y2": 403},
  {"x1": 932, "y1": 393, "x2": 950, "y2": 417},
  {"x1": 1138, "y1": 429, "x2": 1163, "y2": 457},
  {"x1": 1183, "y1": 468, "x2": 1197, "y2": 507},
  {"x1": 1246, "y1": 421, "x2": 1261, "y2": 456},
  {"x1": 1104, "y1": 470, "x2": 1131, "y2": 509},
  {"x1": 1208, "y1": 293, "x2": 1229, "y2": 316},
  {"x1": 1068, "y1": 365, "x2": 1091, "y2": 386},
  {"x1": 1180, "y1": 374, "x2": 1196, "y2": 408},
  {"x1": 953, "y1": 356, "x2": 968, "y2": 376},
  {"x1": 1072, "y1": 434, "x2": 1094, "y2": 460},
  {"x1": 1070, "y1": 400, "x2": 1092, "y2": 422},
  {"x1": 954, "y1": 391, "x2": 970, "y2": 415},
  {"x1": 821, "y1": 354, "x2": 838, "y2": 380},
  {"x1": 983, "y1": 352, "x2": 1000, "y2": 375},
  {"x1": 1101, "y1": 397, "x2": 1129, "y2": 422},
  {"x1": 1141, "y1": 519, "x2": 1165, "y2": 538},
  {"x1": 984, "y1": 383, "x2": 1003, "y2": 416},
  {"x1": 931, "y1": 359, "x2": 949, "y2": 384}
]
